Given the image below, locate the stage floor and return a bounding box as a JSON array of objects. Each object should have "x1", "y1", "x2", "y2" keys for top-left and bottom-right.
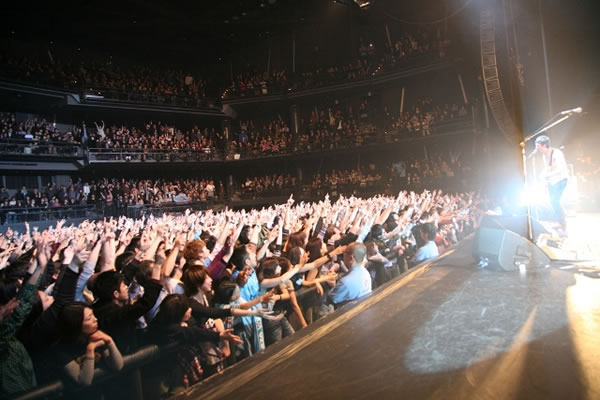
[
  {"x1": 183, "y1": 228, "x2": 600, "y2": 400},
  {"x1": 538, "y1": 213, "x2": 600, "y2": 274}
]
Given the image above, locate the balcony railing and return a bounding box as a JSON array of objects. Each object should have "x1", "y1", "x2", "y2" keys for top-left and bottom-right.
[
  {"x1": 0, "y1": 138, "x2": 84, "y2": 157},
  {"x1": 126, "y1": 200, "x2": 218, "y2": 219},
  {"x1": 81, "y1": 87, "x2": 215, "y2": 110},
  {"x1": 0, "y1": 204, "x2": 101, "y2": 224},
  {"x1": 87, "y1": 147, "x2": 223, "y2": 163}
]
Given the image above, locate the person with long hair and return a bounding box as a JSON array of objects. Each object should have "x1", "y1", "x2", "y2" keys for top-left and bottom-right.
[
  {"x1": 181, "y1": 264, "x2": 277, "y2": 366},
  {"x1": 51, "y1": 302, "x2": 123, "y2": 386},
  {"x1": 1, "y1": 248, "x2": 47, "y2": 396},
  {"x1": 255, "y1": 257, "x2": 296, "y2": 346},
  {"x1": 149, "y1": 294, "x2": 242, "y2": 394},
  {"x1": 288, "y1": 240, "x2": 345, "y2": 323}
]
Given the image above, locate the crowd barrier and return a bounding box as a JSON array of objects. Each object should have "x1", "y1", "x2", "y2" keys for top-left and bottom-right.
[{"x1": 12, "y1": 286, "x2": 321, "y2": 400}]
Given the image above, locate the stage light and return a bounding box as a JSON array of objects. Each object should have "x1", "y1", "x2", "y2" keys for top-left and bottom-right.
[
  {"x1": 518, "y1": 184, "x2": 548, "y2": 207},
  {"x1": 334, "y1": 0, "x2": 374, "y2": 9},
  {"x1": 354, "y1": 0, "x2": 373, "y2": 8},
  {"x1": 84, "y1": 93, "x2": 104, "y2": 100}
]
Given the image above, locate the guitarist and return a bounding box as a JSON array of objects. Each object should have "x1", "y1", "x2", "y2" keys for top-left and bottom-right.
[{"x1": 535, "y1": 135, "x2": 569, "y2": 231}]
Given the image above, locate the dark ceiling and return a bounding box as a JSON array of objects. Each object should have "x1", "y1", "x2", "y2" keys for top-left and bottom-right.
[
  {"x1": 5, "y1": 0, "x2": 334, "y2": 61},
  {"x1": 3, "y1": 0, "x2": 470, "y2": 64}
]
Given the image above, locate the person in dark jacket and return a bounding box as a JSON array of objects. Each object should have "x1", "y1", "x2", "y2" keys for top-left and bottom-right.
[
  {"x1": 0, "y1": 247, "x2": 47, "y2": 397},
  {"x1": 91, "y1": 270, "x2": 162, "y2": 355},
  {"x1": 147, "y1": 294, "x2": 242, "y2": 395}
]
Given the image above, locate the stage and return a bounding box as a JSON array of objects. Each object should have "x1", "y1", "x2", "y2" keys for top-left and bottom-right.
[{"x1": 181, "y1": 215, "x2": 600, "y2": 400}]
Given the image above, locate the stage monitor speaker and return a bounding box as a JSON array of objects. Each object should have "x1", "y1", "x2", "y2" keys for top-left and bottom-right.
[
  {"x1": 479, "y1": 214, "x2": 549, "y2": 242},
  {"x1": 474, "y1": 226, "x2": 551, "y2": 271}
]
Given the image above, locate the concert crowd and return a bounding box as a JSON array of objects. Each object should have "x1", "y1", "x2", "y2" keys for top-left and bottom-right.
[{"x1": 0, "y1": 190, "x2": 484, "y2": 397}]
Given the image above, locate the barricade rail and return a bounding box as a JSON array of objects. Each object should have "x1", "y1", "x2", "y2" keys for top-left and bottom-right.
[{"x1": 12, "y1": 286, "x2": 320, "y2": 400}]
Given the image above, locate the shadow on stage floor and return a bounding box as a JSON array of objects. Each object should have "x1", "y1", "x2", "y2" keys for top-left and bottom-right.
[{"x1": 180, "y1": 235, "x2": 600, "y2": 400}]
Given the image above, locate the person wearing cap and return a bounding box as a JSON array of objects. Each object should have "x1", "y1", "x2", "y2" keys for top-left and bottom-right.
[{"x1": 534, "y1": 135, "x2": 569, "y2": 231}]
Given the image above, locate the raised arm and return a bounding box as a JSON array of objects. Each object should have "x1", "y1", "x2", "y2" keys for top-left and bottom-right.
[
  {"x1": 99, "y1": 231, "x2": 117, "y2": 272},
  {"x1": 260, "y1": 262, "x2": 302, "y2": 290},
  {"x1": 303, "y1": 244, "x2": 346, "y2": 280},
  {"x1": 257, "y1": 226, "x2": 278, "y2": 262},
  {"x1": 141, "y1": 227, "x2": 163, "y2": 261},
  {"x1": 75, "y1": 239, "x2": 102, "y2": 302},
  {"x1": 161, "y1": 236, "x2": 183, "y2": 279}
]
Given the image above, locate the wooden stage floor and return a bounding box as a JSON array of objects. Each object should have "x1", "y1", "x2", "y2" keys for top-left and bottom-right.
[{"x1": 181, "y1": 217, "x2": 600, "y2": 400}]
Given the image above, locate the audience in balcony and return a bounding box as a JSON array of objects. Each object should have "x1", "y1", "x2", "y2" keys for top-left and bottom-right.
[
  {"x1": 310, "y1": 167, "x2": 384, "y2": 193},
  {"x1": 397, "y1": 150, "x2": 471, "y2": 188},
  {"x1": 383, "y1": 98, "x2": 469, "y2": 139},
  {"x1": 1, "y1": 145, "x2": 472, "y2": 225},
  {"x1": 1, "y1": 26, "x2": 449, "y2": 104},
  {"x1": 0, "y1": 177, "x2": 227, "y2": 224},
  {"x1": 223, "y1": 69, "x2": 288, "y2": 98},
  {"x1": 226, "y1": 117, "x2": 292, "y2": 159},
  {"x1": 233, "y1": 173, "x2": 298, "y2": 200},
  {"x1": 86, "y1": 121, "x2": 224, "y2": 156},
  {"x1": 1, "y1": 55, "x2": 208, "y2": 107},
  {"x1": 0, "y1": 113, "x2": 81, "y2": 153},
  {"x1": 222, "y1": 29, "x2": 446, "y2": 98},
  {"x1": 1, "y1": 92, "x2": 468, "y2": 160}
]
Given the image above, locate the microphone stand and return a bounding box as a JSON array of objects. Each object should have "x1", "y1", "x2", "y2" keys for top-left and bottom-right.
[{"x1": 520, "y1": 110, "x2": 578, "y2": 242}]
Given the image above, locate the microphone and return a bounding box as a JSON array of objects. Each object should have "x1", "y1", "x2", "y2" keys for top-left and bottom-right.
[
  {"x1": 527, "y1": 148, "x2": 537, "y2": 159},
  {"x1": 560, "y1": 107, "x2": 582, "y2": 115}
]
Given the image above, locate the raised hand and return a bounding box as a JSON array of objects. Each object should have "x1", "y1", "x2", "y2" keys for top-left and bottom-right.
[
  {"x1": 62, "y1": 242, "x2": 76, "y2": 265},
  {"x1": 219, "y1": 329, "x2": 243, "y2": 345},
  {"x1": 330, "y1": 244, "x2": 347, "y2": 258},
  {"x1": 0, "y1": 298, "x2": 20, "y2": 323},
  {"x1": 260, "y1": 290, "x2": 276, "y2": 304},
  {"x1": 74, "y1": 249, "x2": 91, "y2": 264},
  {"x1": 257, "y1": 310, "x2": 284, "y2": 321},
  {"x1": 266, "y1": 226, "x2": 278, "y2": 243}
]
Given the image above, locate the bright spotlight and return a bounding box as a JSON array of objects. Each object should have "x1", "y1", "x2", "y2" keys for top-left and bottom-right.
[{"x1": 519, "y1": 184, "x2": 548, "y2": 207}]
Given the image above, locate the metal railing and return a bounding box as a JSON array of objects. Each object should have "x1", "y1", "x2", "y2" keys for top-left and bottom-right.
[
  {"x1": 0, "y1": 138, "x2": 84, "y2": 157},
  {"x1": 383, "y1": 116, "x2": 473, "y2": 142},
  {"x1": 13, "y1": 345, "x2": 165, "y2": 400},
  {"x1": 82, "y1": 87, "x2": 215, "y2": 110},
  {"x1": 0, "y1": 204, "x2": 101, "y2": 224},
  {"x1": 126, "y1": 200, "x2": 219, "y2": 219},
  {"x1": 87, "y1": 148, "x2": 223, "y2": 163},
  {"x1": 13, "y1": 285, "x2": 321, "y2": 400}
]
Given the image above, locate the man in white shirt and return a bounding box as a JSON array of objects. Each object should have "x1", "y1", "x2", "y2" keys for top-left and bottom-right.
[{"x1": 535, "y1": 135, "x2": 569, "y2": 230}]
